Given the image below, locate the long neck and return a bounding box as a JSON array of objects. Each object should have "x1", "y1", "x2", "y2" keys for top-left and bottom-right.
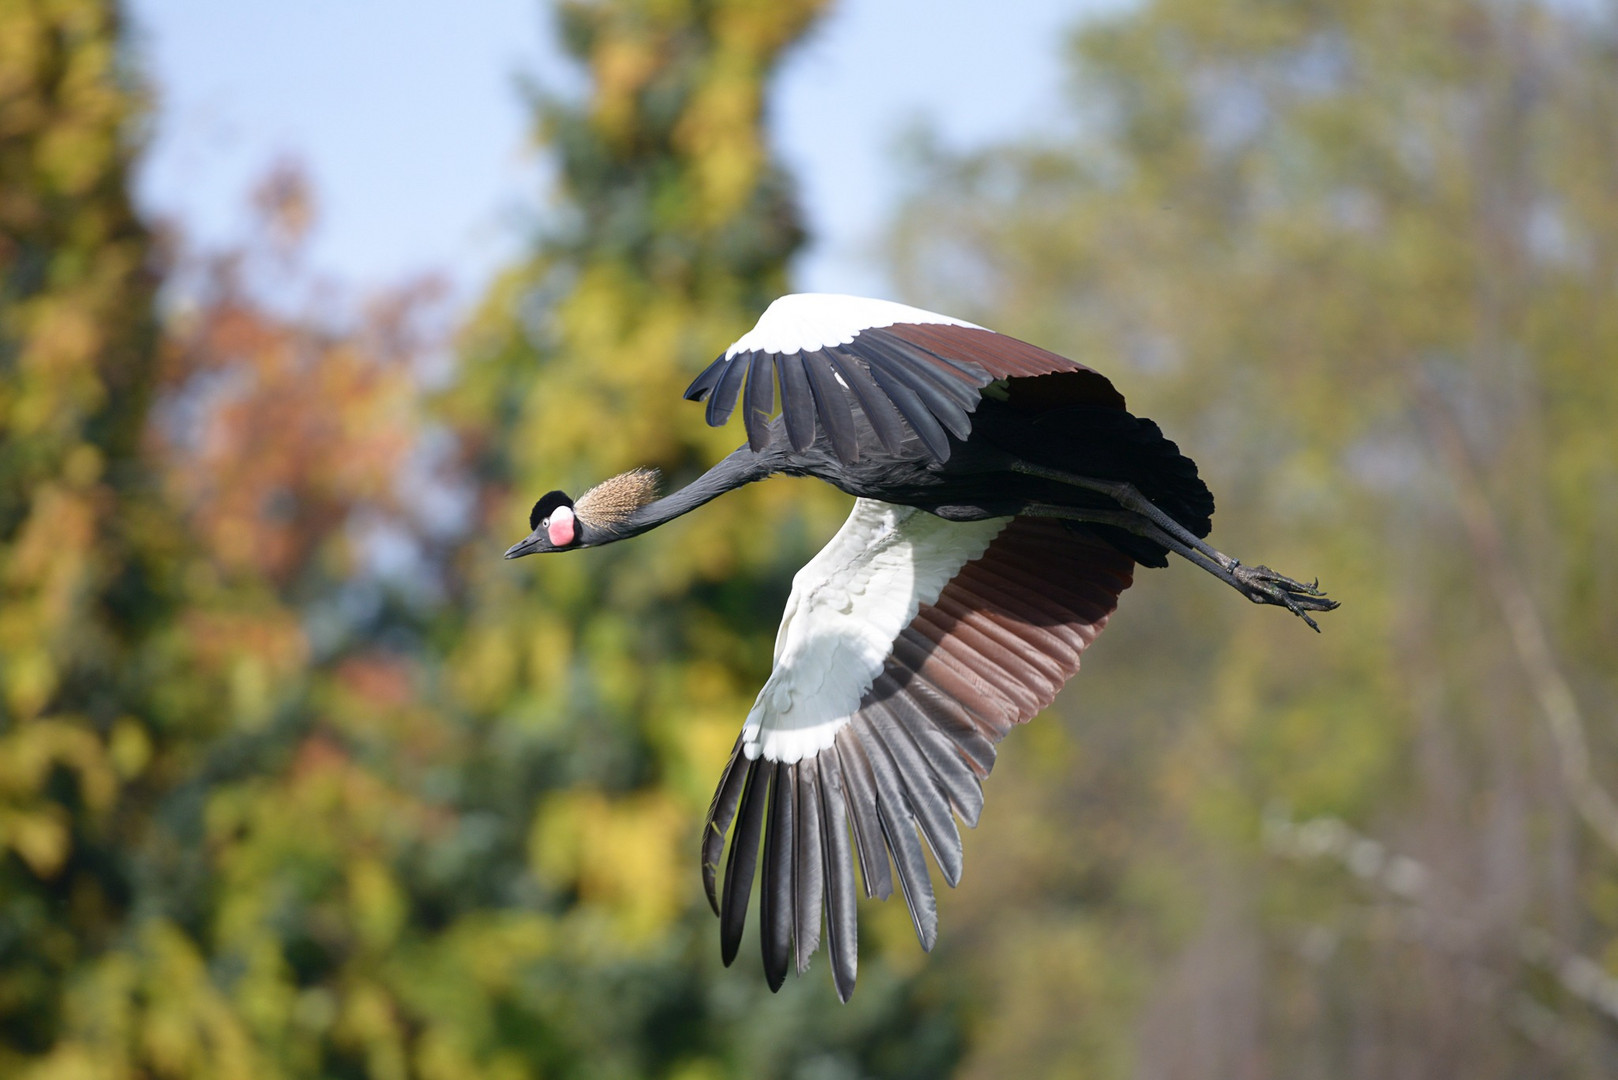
[{"x1": 595, "y1": 445, "x2": 777, "y2": 544}]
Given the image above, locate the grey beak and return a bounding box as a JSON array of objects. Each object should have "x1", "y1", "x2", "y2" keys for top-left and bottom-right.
[{"x1": 504, "y1": 530, "x2": 547, "y2": 559}]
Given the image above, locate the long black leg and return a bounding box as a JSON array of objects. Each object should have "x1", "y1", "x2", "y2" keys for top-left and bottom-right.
[
  {"x1": 1009, "y1": 461, "x2": 1230, "y2": 567},
  {"x1": 1021, "y1": 503, "x2": 1338, "y2": 631}
]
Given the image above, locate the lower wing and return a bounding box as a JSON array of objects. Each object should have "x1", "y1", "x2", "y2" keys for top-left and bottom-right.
[{"x1": 701, "y1": 501, "x2": 1135, "y2": 1000}]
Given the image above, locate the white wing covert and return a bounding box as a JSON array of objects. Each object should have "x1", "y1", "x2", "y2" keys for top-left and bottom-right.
[{"x1": 742, "y1": 500, "x2": 1009, "y2": 764}]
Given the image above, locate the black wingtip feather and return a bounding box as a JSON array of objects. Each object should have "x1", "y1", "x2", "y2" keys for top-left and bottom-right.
[
  {"x1": 706, "y1": 353, "x2": 749, "y2": 428},
  {"x1": 824, "y1": 351, "x2": 907, "y2": 455},
  {"x1": 803, "y1": 349, "x2": 860, "y2": 464},
  {"x1": 720, "y1": 757, "x2": 766, "y2": 967},
  {"x1": 775, "y1": 352, "x2": 817, "y2": 453},
  {"x1": 862, "y1": 348, "x2": 974, "y2": 443},
  {"x1": 744, "y1": 350, "x2": 776, "y2": 453},
  {"x1": 684, "y1": 353, "x2": 729, "y2": 402},
  {"x1": 865, "y1": 358, "x2": 953, "y2": 462},
  {"x1": 702, "y1": 733, "x2": 751, "y2": 915}
]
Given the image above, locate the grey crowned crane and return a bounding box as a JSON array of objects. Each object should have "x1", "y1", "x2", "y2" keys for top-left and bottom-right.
[{"x1": 505, "y1": 293, "x2": 1336, "y2": 1000}]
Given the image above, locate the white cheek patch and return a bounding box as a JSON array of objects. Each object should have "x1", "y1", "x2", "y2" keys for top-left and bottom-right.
[{"x1": 547, "y1": 505, "x2": 576, "y2": 547}]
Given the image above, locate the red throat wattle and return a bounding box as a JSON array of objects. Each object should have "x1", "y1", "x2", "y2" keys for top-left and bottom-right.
[{"x1": 547, "y1": 506, "x2": 576, "y2": 547}]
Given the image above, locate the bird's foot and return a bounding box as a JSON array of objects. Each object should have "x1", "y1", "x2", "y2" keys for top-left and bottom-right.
[{"x1": 1230, "y1": 563, "x2": 1339, "y2": 631}]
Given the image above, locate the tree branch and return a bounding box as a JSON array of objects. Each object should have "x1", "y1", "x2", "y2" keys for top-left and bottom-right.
[{"x1": 1420, "y1": 383, "x2": 1618, "y2": 859}]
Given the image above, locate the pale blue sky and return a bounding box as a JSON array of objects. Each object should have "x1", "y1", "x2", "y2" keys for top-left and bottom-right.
[{"x1": 129, "y1": 0, "x2": 1126, "y2": 305}]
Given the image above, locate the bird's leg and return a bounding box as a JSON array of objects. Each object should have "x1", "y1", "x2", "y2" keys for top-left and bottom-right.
[
  {"x1": 1009, "y1": 461, "x2": 1338, "y2": 626},
  {"x1": 1009, "y1": 461, "x2": 1230, "y2": 568},
  {"x1": 1021, "y1": 503, "x2": 1339, "y2": 631}
]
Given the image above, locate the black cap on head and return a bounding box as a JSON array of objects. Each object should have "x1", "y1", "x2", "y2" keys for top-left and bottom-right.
[{"x1": 529, "y1": 490, "x2": 574, "y2": 531}]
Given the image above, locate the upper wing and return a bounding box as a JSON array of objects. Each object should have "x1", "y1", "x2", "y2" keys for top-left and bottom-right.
[
  {"x1": 684, "y1": 294, "x2": 1124, "y2": 463},
  {"x1": 701, "y1": 506, "x2": 1135, "y2": 1000}
]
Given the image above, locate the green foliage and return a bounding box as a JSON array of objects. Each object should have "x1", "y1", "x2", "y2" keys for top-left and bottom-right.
[
  {"x1": 13, "y1": 0, "x2": 1616, "y2": 1074},
  {"x1": 0, "y1": 0, "x2": 185, "y2": 1066},
  {"x1": 890, "y1": 0, "x2": 1618, "y2": 1074},
  {"x1": 3, "y1": 1, "x2": 967, "y2": 1077}
]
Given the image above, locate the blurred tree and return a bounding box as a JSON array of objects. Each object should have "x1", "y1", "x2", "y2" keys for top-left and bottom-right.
[
  {"x1": 8, "y1": 1, "x2": 969, "y2": 1078},
  {"x1": 0, "y1": 0, "x2": 187, "y2": 1066},
  {"x1": 430, "y1": 0, "x2": 967, "y2": 1074},
  {"x1": 888, "y1": 0, "x2": 1618, "y2": 1076}
]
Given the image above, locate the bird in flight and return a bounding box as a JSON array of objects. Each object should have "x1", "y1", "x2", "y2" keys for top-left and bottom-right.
[{"x1": 506, "y1": 293, "x2": 1336, "y2": 1000}]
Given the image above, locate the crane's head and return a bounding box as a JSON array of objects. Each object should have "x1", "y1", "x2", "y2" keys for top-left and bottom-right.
[{"x1": 504, "y1": 468, "x2": 661, "y2": 558}]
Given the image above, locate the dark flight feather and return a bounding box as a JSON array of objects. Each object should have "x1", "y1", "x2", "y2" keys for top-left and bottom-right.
[
  {"x1": 760, "y1": 762, "x2": 794, "y2": 991},
  {"x1": 833, "y1": 732, "x2": 892, "y2": 900},
  {"x1": 702, "y1": 733, "x2": 750, "y2": 914},
  {"x1": 720, "y1": 757, "x2": 767, "y2": 967},
  {"x1": 684, "y1": 353, "x2": 729, "y2": 403},
  {"x1": 859, "y1": 346, "x2": 973, "y2": 445},
  {"x1": 792, "y1": 757, "x2": 825, "y2": 975},
  {"x1": 775, "y1": 351, "x2": 817, "y2": 453},
  {"x1": 707, "y1": 353, "x2": 748, "y2": 428},
  {"x1": 802, "y1": 348, "x2": 861, "y2": 464},
  {"x1": 864, "y1": 326, "x2": 992, "y2": 386},
  {"x1": 817, "y1": 750, "x2": 859, "y2": 1001},
  {"x1": 857, "y1": 331, "x2": 980, "y2": 413},
  {"x1": 823, "y1": 350, "x2": 908, "y2": 455},
  {"x1": 856, "y1": 722, "x2": 940, "y2": 951},
  {"x1": 874, "y1": 670, "x2": 988, "y2": 828},
  {"x1": 744, "y1": 350, "x2": 776, "y2": 453},
  {"x1": 861, "y1": 699, "x2": 965, "y2": 887},
  {"x1": 862, "y1": 356, "x2": 952, "y2": 460}
]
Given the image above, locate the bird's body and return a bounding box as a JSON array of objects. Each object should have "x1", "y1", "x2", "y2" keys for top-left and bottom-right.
[{"x1": 506, "y1": 294, "x2": 1336, "y2": 1000}]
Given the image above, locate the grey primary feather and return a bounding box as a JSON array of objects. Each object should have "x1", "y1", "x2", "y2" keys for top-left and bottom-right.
[
  {"x1": 856, "y1": 724, "x2": 940, "y2": 951},
  {"x1": 873, "y1": 670, "x2": 987, "y2": 828},
  {"x1": 760, "y1": 763, "x2": 795, "y2": 991},
  {"x1": 888, "y1": 633, "x2": 1002, "y2": 774},
  {"x1": 860, "y1": 701, "x2": 964, "y2": 887},
  {"x1": 792, "y1": 757, "x2": 825, "y2": 975},
  {"x1": 884, "y1": 639, "x2": 1000, "y2": 779},
  {"x1": 816, "y1": 750, "x2": 859, "y2": 1002},
  {"x1": 833, "y1": 732, "x2": 892, "y2": 900},
  {"x1": 720, "y1": 757, "x2": 767, "y2": 966}
]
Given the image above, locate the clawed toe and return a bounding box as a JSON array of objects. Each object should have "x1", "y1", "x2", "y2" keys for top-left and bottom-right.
[{"x1": 1232, "y1": 564, "x2": 1340, "y2": 631}]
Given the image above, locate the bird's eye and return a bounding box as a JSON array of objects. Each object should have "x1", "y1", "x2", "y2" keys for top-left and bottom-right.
[{"x1": 541, "y1": 516, "x2": 550, "y2": 528}]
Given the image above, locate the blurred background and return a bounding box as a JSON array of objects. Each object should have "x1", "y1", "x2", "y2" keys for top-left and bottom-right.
[{"x1": 3, "y1": 0, "x2": 1617, "y2": 1076}]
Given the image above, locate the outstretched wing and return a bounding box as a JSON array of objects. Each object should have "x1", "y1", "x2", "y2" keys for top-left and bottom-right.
[
  {"x1": 701, "y1": 502, "x2": 1134, "y2": 1000},
  {"x1": 684, "y1": 294, "x2": 1124, "y2": 463}
]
